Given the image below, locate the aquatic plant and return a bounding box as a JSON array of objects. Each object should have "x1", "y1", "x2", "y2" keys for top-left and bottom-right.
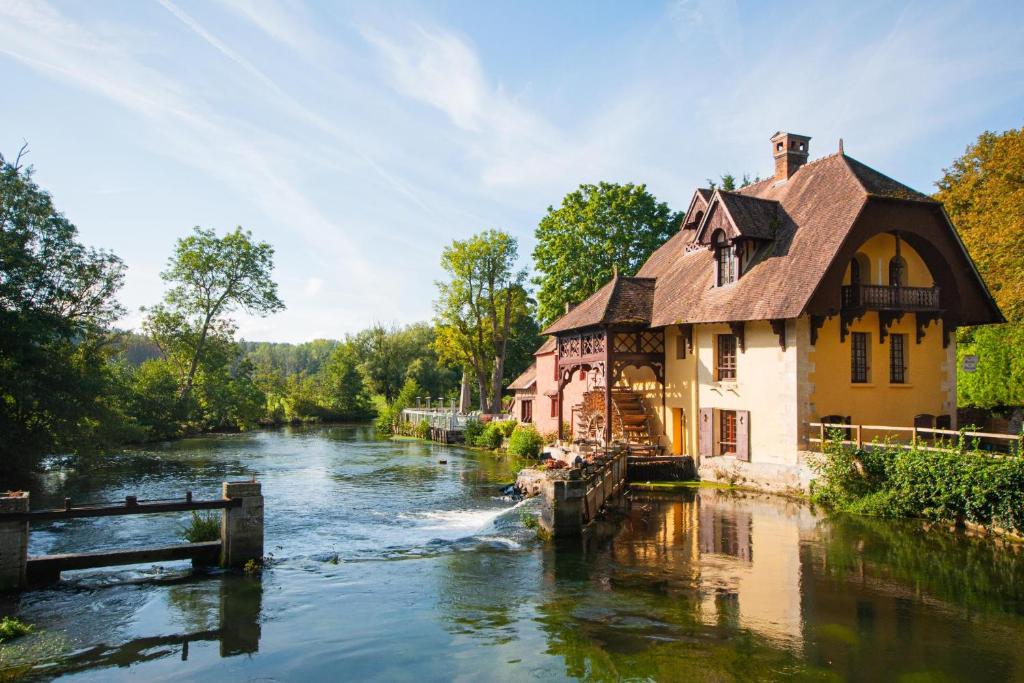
[
  {"x1": 507, "y1": 424, "x2": 543, "y2": 457},
  {"x1": 243, "y1": 557, "x2": 264, "y2": 575},
  {"x1": 0, "y1": 617, "x2": 32, "y2": 644},
  {"x1": 180, "y1": 511, "x2": 221, "y2": 543}
]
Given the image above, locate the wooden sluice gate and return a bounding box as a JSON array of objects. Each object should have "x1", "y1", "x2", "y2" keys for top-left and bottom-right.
[{"x1": 0, "y1": 480, "x2": 264, "y2": 591}]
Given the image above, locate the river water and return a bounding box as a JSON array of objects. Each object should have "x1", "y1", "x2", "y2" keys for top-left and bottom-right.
[{"x1": 3, "y1": 425, "x2": 1024, "y2": 681}]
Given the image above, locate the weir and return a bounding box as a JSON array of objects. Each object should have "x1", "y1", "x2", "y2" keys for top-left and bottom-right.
[
  {"x1": 539, "y1": 450, "x2": 630, "y2": 537},
  {"x1": 0, "y1": 480, "x2": 264, "y2": 591}
]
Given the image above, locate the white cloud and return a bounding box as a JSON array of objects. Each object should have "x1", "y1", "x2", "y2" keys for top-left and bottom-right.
[{"x1": 304, "y1": 277, "x2": 323, "y2": 296}]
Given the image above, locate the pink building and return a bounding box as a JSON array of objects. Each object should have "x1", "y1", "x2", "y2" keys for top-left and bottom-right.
[{"x1": 509, "y1": 337, "x2": 591, "y2": 436}]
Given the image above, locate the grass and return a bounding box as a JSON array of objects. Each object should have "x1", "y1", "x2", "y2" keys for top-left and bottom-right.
[
  {"x1": 0, "y1": 618, "x2": 32, "y2": 644},
  {"x1": 180, "y1": 511, "x2": 220, "y2": 543}
]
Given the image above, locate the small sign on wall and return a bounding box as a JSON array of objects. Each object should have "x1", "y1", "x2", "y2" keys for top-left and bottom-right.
[{"x1": 962, "y1": 354, "x2": 979, "y2": 373}]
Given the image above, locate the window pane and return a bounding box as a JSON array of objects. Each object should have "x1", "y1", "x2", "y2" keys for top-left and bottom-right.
[
  {"x1": 851, "y1": 332, "x2": 869, "y2": 383},
  {"x1": 717, "y1": 334, "x2": 737, "y2": 381},
  {"x1": 719, "y1": 410, "x2": 737, "y2": 454},
  {"x1": 890, "y1": 334, "x2": 906, "y2": 384}
]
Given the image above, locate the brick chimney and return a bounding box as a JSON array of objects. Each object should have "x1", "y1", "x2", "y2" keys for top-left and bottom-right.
[{"x1": 771, "y1": 131, "x2": 811, "y2": 181}]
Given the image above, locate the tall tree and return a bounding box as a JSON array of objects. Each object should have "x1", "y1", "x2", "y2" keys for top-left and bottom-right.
[
  {"x1": 935, "y1": 127, "x2": 1024, "y2": 322},
  {"x1": 935, "y1": 128, "x2": 1024, "y2": 408},
  {"x1": 533, "y1": 182, "x2": 681, "y2": 326},
  {"x1": 143, "y1": 227, "x2": 284, "y2": 400},
  {"x1": 0, "y1": 146, "x2": 126, "y2": 475},
  {"x1": 434, "y1": 230, "x2": 528, "y2": 413}
]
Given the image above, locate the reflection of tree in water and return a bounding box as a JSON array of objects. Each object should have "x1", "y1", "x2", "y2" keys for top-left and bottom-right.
[{"x1": 166, "y1": 581, "x2": 220, "y2": 633}]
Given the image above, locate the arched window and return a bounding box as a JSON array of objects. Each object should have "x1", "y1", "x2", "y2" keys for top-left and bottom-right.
[
  {"x1": 714, "y1": 230, "x2": 735, "y2": 286},
  {"x1": 889, "y1": 256, "x2": 907, "y2": 287},
  {"x1": 850, "y1": 253, "x2": 870, "y2": 286}
]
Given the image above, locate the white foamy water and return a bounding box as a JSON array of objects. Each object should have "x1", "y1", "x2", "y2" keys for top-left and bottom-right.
[{"x1": 399, "y1": 497, "x2": 532, "y2": 542}]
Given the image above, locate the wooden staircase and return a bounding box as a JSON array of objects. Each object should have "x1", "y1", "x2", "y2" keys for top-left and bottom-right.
[{"x1": 611, "y1": 388, "x2": 657, "y2": 450}]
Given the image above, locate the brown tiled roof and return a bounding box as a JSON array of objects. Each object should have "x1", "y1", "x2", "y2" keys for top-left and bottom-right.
[
  {"x1": 543, "y1": 150, "x2": 989, "y2": 331},
  {"x1": 543, "y1": 275, "x2": 655, "y2": 334},
  {"x1": 508, "y1": 363, "x2": 536, "y2": 391},
  {"x1": 534, "y1": 337, "x2": 556, "y2": 355}
]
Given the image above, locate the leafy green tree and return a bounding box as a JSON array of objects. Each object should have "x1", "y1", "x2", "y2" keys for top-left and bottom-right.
[
  {"x1": 434, "y1": 230, "x2": 528, "y2": 412},
  {"x1": 144, "y1": 227, "x2": 284, "y2": 400},
  {"x1": 0, "y1": 147, "x2": 126, "y2": 475},
  {"x1": 935, "y1": 127, "x2": 1024, "y2": 322},
  {"x1": 320, "y1": 341, "x2": 372, "y2": 418},
  {"x1": 935, "y1": 128, "x2": 1024, "y2": 409},
  {"x1": 533, "y1": 182, "x2": 681, "y2": 326}
]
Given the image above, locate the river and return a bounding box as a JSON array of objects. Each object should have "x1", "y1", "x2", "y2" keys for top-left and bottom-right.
[{"x1": 2, "y1": 425, "x2": 1024, "y2": 681}]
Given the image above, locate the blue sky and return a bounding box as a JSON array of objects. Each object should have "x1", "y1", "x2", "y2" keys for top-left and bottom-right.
[{"x1": 1, "y1": 1, "x2": 1022, "y2": 342}]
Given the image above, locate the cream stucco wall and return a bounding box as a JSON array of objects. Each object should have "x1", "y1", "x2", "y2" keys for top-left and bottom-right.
[{"x1": 696, "y1": 321, "x2": 801, "y2": 467}]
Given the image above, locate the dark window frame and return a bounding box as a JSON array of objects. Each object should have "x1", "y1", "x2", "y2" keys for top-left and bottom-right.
[
  {"x1": 550, "y1": 396, "x2": 558, "y2": 418},
  {"x1": 714, "y1": 231, "x2": 736, "y2": 286},
  {"x1": 719, "y1": 410, "x2": 737, "y2": 455},
  {"x1": 890, "y1": 334, "x2": 907, "y2": 384},
  {"x1": 851, "y1": 332, "x2": 870, "y2": 383},
  {"x1": 717, "y1": 334, "x2": 737, "y2": 382}
]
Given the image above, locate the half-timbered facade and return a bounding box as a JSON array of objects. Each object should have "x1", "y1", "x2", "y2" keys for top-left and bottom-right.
[{"x1": 520, "y1": 131, "x2": 1002, "y2": 487}]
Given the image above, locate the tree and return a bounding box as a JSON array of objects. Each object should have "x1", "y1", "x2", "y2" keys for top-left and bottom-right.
[
  {"x1": 0, "y1": 146, "x2": 126, "y2": 475},
  {"x1": 935, "y1": 127, "x2": 1024, "y2": 322},
  {"x1": 706, "y1": 174, "x2": 761, "y2": 191},
  {"x1": 320, "y1": 341, "x2": 371, "y2": 418},
  {"x1": 144, "y1": 227, "x2": 284, "y2": 401},
  {"x1": 935, "y1": 128, "x2": 1024, "y2": 409},
  {"x1": 434, "y1": 230, "x2": 528, "y2": 412},
  {"x1": 533, "y1": 182, "x2": 681, "y2": 326}
]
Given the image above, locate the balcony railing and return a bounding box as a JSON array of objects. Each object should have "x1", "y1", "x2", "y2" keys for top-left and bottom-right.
[{"x1": 841, "y1": 284, "x2": 939, "y2": 311}]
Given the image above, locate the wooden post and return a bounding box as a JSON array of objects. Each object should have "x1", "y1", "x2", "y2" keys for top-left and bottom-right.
[
  {"x1": 604, "y1": 328, "x2": 613, "y2": 446},
  {"x1": 856, "y1": 424, "x2": 863, "y2": 450},
  {"x1": 556, "y1": 370, "x2": 564, "y2": 441},
  {"x1": 221, "y1": 480, "x2": 264, "y2": 568},
  {"x1": 819, "y1": 423, "x2": 825, "y2": 453},
  {"x1": 912, "y1": 427, "x2": 918, "y2": 448},
  {"x1": 0, "y1": 491, "x2": 29, "y2": 591}
]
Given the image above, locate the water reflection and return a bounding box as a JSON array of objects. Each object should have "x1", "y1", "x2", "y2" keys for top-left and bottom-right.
[
  {"x1": 534, "y1": 488, "x2": 1024, "y2": 681},
  {"x1": 19, "y1": 573, "x2": 262, "y2": 678}
]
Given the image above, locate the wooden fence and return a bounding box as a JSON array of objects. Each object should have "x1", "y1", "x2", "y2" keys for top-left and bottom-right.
[{"x1": 808, "y1": 422, "x2": 1022, "y2": 454}]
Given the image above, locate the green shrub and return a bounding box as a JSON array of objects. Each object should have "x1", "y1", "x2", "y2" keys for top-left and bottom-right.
[
  {"x1": 414, "y1": 419, "x2": 431, "y2": 440},
  {"x1": 475, "y1": 422, "x2": 504, "y2": 449},
  {"x1": 463, "y1": 418, "x2": 483, "y2": 444},
  {"x1": 495, "y1": 419, "x2": 518, "y2": 438},
  {"x1": 810, "y1": 433, "x2": 1024, "y2": 533},
  {"x1": 508, "y1": 424, "x2": 544, "y2": 457},
  {"x1": 180, "y1": 511, "x2": 221, "y2": 543},
  {"x1": 0, "y1": 617, "x2": 31, "y2": 643}
]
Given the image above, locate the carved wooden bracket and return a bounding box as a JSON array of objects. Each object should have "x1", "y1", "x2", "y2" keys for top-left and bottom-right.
[
  {"x1": 809, "y1": 315, "x2": 826, "y2": 346},
  {"x1": 914, "y1": 311, "x2": 941, "y2": 345},
  {"x1": 728, "y1": 322, "x2": 746, "y2": 352},
  {"x1": 676, "y1": 323, "x2": 694, "y2": 356},
  {"x1": 878, "y1": 311, "x2": 903, "y2": 344},
  {"x1": 769, "y1": 319, "x2": 787, "y2": 351},
  {"x1": 943, "y1": 320, "x2": 957, "y2": 348},
  {"x1": 839, "y1": 310, "x2": 863, "y2": 344}
]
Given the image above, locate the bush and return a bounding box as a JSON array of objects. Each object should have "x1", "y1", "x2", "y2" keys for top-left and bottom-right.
[
  {"x1": 475, "y1": 422, "x2": 504, "y2": 449},
  {"x1": 414, "y1": 419, "x2": 431, "y2": 440},
  {"x1": 180, "y1": 511, "x2": 221, "y2": 543},
  {"x1": 508, "y1": 424, "x2": 544, "y2": 457},
  {"x1": 494, "y1": 419, "x2": 518, "y2": 438},
  {"x1": 463, "y1": 418, "x2": 483, "y2": 444},
  {"x1": 810, "y1": 433, "x2": 1024, "y2": 533}
]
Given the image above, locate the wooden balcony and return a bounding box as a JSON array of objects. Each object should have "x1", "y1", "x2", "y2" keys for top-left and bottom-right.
[{"x1": 841, "y1": 284, "x2": 939, "y2": 311}]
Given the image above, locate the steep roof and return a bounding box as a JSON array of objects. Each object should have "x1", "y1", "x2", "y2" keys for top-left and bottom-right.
[
  {"x1": 543, "y1": 150, "x2": 994, "y2": 331},
  {"x1": 508, "y1": 363, "x2": 536, "y2": 391},
  {"x1": 534, "y1": 337, "x2": 556, "y2": 355},
  {"x1": 543, "y1": 275, "x2": 656, "y2": 334}
]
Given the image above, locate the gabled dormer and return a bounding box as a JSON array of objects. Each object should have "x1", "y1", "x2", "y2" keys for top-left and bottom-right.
[
  {"x1": 680, "y1": 188, "x2": 713, "y2": 234},
  {"x1": 691, "y1": 190, "x2": 781, "y2": 286}
]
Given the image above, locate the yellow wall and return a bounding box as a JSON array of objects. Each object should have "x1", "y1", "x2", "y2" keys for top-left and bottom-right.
[
  {"x1": 806, "y1": 312, "x2": 954, "y2": 429},
  {"x1": 844, "y1": 232, "x2": 933, "y2": 287}
]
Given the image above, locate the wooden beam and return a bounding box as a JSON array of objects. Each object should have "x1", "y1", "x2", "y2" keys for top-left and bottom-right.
[
  {"x1": 676, "y1": 323, "x2": 693, "y2": 356},
  {"x1": 769, "y1": 319, "x2": 786, "y2": 351},
  {"x1": 810, "y1": 315, "x2": 826, "y2": 346},
  {"x1": 27, "y1": 541, "x2": 222, "y2": 584},
  {"x1": 879, "y1": 311, "x2": 903, "y2": 344},
  {"x1": 0, "y1": 498, "x2": 240, "y2": 523},
  {"x1": 728, "y1": 321, "x2": 745, "y2": 352}
]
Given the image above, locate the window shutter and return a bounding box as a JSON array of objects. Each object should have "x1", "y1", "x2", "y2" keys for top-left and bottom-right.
[
  {"x1": 698, "y1": 408, "x2": 714, "y2": 458},
  {"x1": 736, "y1": 410, "x2": 750, "y2": 462}
]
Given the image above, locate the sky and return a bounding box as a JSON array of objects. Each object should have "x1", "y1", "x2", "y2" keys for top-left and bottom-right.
[{"x1": 1, "y1": 0, "x2": 1022, "y2": 343}]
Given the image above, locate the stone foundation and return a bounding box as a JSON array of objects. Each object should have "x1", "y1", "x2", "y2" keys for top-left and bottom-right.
[
  {"x1": 697, "y1": 453, "x2": 816, "y2": 495},
  {"x1": 221, "y1": 481, "x2": 264, "y2": 568},
  {"x1": 0, "y1": 491, "x2": 29, "y2": 591}
]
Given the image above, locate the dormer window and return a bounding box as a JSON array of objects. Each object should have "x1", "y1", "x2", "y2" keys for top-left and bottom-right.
[{"x1": 714, "y1": 230, "x2": 736, "y2": 286}]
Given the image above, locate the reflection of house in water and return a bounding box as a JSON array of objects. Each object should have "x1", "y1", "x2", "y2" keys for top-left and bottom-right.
[{"x1": 694, "y1": 491, "x2": 812, "y2": 651}]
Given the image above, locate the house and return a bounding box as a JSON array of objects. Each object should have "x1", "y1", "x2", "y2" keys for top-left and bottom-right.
[
  {"x1": 509, "y1": 337, "x2": 588, "y2": 436},
  {"x1": 521, "y1": 131, "x2": 1002, "y2": 488}
]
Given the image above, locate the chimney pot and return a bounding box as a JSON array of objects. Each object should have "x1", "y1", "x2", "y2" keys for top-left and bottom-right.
[{"x1": 770, "y1": 131, "x2": 811, "y2": 182}]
